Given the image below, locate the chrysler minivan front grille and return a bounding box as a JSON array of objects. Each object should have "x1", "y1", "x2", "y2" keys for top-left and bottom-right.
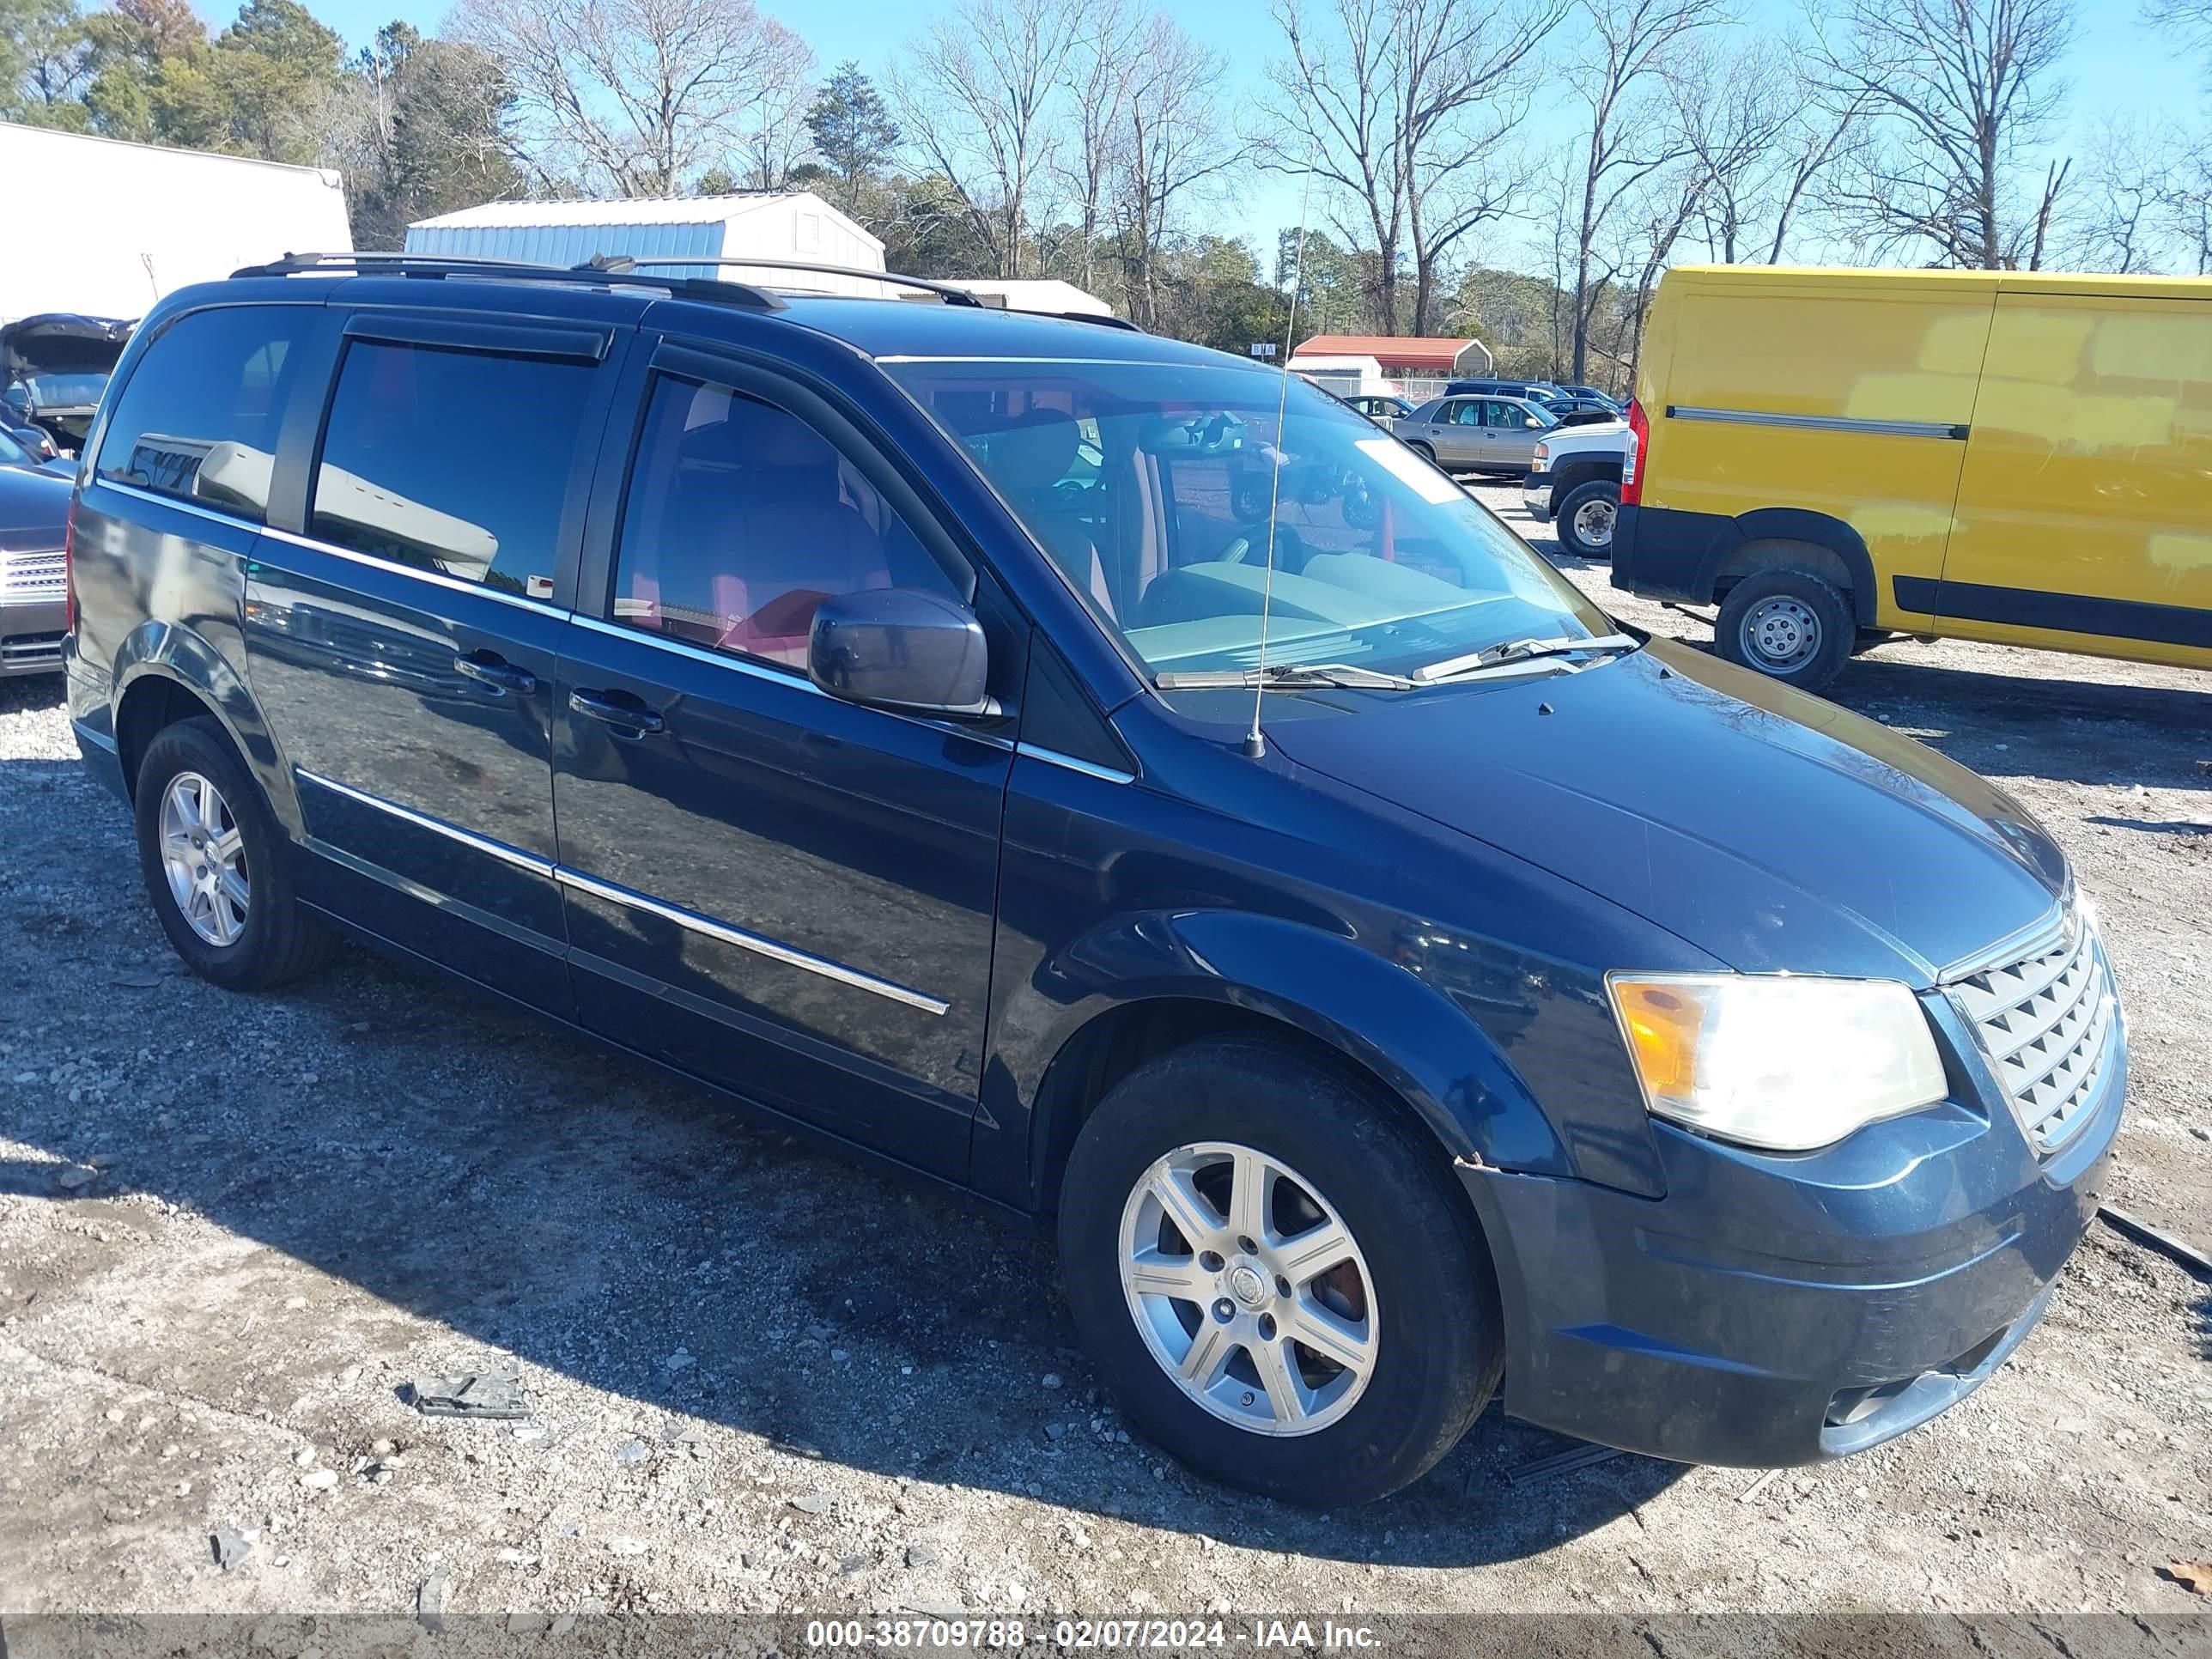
[
  {"x1": 1951, "y1": 912, "x2": 2116, "y2": 1156},
  {"x1": 1, "y1": 548, "x2": 66, "y2": 599}
]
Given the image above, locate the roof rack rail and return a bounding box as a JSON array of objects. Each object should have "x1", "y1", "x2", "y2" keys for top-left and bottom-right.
[
  {"x1": 606, "y1": 256, "x2": 1144, "y2": 331},
  {"x1": 228, "y1": 251, "x2": 787, "y2": 313},
  {"x1": 603, "y1": 255, "x2": 987, "y2": 308}
]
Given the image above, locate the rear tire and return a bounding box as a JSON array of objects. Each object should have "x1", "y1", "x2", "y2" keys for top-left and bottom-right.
[
  {"x1": 1715, "y1": 568, "x2": 1855, "y2": 694},
  {"x1": 1058, "y1": 1035, "x2": 1503, "y2": 1505},
  {"x1": 1554, "y1": 479, "x2": 1620, "y2": 560},
  {"x1": 133, "y1": 716, "x2": 333, "y2": 991}
]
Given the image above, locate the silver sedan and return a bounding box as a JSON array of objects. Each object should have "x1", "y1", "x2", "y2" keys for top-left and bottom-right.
[{"x1": 1394, "y1": 394, "x2": 1557, "y2": 475}]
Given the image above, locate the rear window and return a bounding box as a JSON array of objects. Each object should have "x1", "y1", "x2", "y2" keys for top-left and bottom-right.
[
  {"x1": 94, "y1": 306, "x2": 313, "y2": 521},
  {"x1": 309, "y1": 340, "x2": 596, "y2": 598}
]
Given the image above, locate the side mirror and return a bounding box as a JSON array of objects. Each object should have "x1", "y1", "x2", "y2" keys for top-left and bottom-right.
[{"x1": 809, "y1": 587, "x2": 994, "y2": 718}]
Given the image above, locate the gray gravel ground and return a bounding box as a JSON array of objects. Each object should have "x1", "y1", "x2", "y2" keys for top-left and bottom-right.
[{"x1": 1, "y1": 482, "x2": 2208, "y2": 1625}]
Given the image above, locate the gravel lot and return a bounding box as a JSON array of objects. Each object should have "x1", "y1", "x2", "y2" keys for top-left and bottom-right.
[{"x1": 3, "y1": 482, "x2": 2209, "y2": 1628}]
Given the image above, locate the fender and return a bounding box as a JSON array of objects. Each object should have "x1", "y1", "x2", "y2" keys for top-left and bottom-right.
[
  {"x1": 110, "y1": 620, "x2": 305, "y2": 836},
  {"x1": 1693, "y1": 508, "x2": 1879, "y2": 624},
  {"x1": 993, "y1": 908, "x2": 1577, "y2": 1210}
]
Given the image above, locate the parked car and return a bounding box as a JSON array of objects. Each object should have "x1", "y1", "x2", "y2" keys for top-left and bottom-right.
[
  {"x1": 1522, "y1": 415, "x2": 1629, "y2": 558},
  {"x1": 67, "y1": 255, "x2": 2124, "y2": 1506},
  {"x1": 1342, "y1": 393, "x2": 1414, "y2": 431},
  {"x1": 1443, "y1": 376, "x2": 1562, "y2": 403},
  {"x1": 1, "y1": 403, "x2": 60, "y2": 462},
  {"x1": 1559, "y1": 383, "x2": 1622, "y2": 410},
  {"x1": 1, "y1": 313, "x2": 134, "y2": 453},
  {"x1": 0, "y1": 458, "x2": 70, "y2": 677},
  {"x1": 1617, "y1": 264, "x2": 2212, "y2": 690},
  {"x1": 1396, "y1": 392, "x2": 1556, "y2": 473}
]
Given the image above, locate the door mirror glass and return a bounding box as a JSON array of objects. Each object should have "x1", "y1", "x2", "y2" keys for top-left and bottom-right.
[{"x1": 810, "y1": 587, "x2": 992, "y2": 717}]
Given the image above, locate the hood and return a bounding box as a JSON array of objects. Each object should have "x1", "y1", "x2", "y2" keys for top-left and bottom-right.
[
  {"x1": 1267, "y1": 640, "x2": 2066, "y2": 985},
  {"x1": 0, "y1": 461, "x2": 70, "y2": 550},
  {"x1": 1548, "y1": 418, "x2": 1626, "y2": 444},
  {"x1": 2, "y1": 313, "x2": 134, "y2": 386}
]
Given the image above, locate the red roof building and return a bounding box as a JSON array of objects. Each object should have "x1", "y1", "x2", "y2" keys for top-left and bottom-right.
[{"x1": 1291, "y1": 334, "x2": 1489, "y2": 375}]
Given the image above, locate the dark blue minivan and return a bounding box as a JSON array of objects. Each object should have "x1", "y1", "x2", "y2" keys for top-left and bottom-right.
[{"x1": 64, "y1": 256, "x2": 2124, "y2": 1505}]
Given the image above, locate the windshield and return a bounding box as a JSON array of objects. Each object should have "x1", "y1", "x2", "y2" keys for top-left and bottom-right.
[
  {"x1": 8, "y1": 373, "x2": 109, "y2": 410},
  {"x1": 887, "y1": 358, "x2": 1609, "y2": 680}
]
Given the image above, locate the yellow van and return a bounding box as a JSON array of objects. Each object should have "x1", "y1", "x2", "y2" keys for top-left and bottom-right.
[{"x1": 1615, "y1": 264, "x2": 2212, "y2": 690}]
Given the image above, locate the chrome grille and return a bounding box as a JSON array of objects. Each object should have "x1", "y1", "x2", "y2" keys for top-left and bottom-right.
[
  {"x1": 1951, "y1": 913, "x2": 2117, "y2": 1155},
  {"x1": 1, "y1": 549, "x2": 66, "y2": 599}
]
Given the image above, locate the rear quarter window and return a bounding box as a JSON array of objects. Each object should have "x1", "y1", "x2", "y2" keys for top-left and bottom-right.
[
  {"x1": 94, "y1": 306, "x2": 313, "y2": 522},
  {"x1": 309, "y1": 339, "x2": 598, "y2": 597}
]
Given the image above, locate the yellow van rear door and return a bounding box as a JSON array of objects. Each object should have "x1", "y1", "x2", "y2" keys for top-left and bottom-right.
[{"x1": 1938, "y1": 290, "x2": 2212, "y2": 669}]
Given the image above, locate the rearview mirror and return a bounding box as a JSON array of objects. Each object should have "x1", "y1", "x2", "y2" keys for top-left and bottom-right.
[{"x1": 809, "y1": 588, "x2": 994, "y2": 718}]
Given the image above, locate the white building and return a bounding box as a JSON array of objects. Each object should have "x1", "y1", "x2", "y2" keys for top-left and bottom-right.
[
  {"x1": 404, "y1": 194, "x2": 886, "y2": 295},
  {"x1": 935, "y1": 278, "x2": 1115, "y2": 318},
  {"x1": 0, "y1": 122, "x2": 350, "y2": 322}
]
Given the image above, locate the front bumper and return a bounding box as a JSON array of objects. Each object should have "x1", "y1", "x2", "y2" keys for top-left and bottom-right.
[
  {"x1": 1462, "y1": 1021, "x2": 2124, "y2": 1467},
  {"x1": 1521, "y1": 471, "x2": 1553, "y2": 521},
  {"x1": 1, "y1": 594, "x2": 66, "y2": 678}
]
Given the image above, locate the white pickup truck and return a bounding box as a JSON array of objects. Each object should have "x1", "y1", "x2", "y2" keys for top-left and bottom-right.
[{"x1": 1521, "y1": 416, "x2": 1628, "y2": 560}]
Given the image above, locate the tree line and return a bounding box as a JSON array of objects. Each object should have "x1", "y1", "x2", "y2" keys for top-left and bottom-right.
[{"x1": 3, "y1": 0, "x2": 2203, "y2": 387}]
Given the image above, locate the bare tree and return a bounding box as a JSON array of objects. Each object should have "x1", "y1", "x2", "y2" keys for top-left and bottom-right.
[
  {"x1": 727, "y1": 39, "x2": 817, "y2": 189},
  {"x1": 1052, "y1": 0, "x2": 1139, "y2": 295},
  {"x1": 2064, "y1": 118, "x2": 2169, "y2": 271},
  {"x1": 1810, "y1": 0, "x2": 2076, "y2": 270},
  {"x1": 1111, "y1": 15, "x2": 1239, "y2": 327},
  {"x1": 893, "y1": 0, "x2": 1082, "y2": 278},
  {"x1": 1560, "y1": 0, "x2": 1726, "y2": 381},
  {"x1": 1255, "y1": 0, "x2": 1570, "y2": 335},
  {"x1": 452, "y1": 0, "x2": 811, "y2": 197}
]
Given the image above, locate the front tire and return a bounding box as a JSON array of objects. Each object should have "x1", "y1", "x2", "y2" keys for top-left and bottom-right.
[
  {"x1": 1058, "y1": 1036, "x2": 1503, "y2": 1505},
  {"x1": 133, "y1": 716, "x2": 333, "y2": 990},
  {"x1": 1554, "y1": 479, "x2": 1620, "y2": 560},
  {"x1": 1404, "y1": 440, "x2": 1436, "y2": 464},
  {"x1": 1715, "y1": 568, "x2": 1855, "y2": 693}
]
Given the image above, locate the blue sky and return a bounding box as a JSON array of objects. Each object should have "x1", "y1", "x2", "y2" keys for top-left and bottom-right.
[{"x1": 214, "y1": 0, "x2": 2205, "y2": 264}]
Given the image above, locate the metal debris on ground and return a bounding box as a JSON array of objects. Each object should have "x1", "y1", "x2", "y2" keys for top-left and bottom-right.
[
  {"x1": 1738, "y1": 1468, "x2": 1785, "y2": 1504},
  {"x1": 408, "y1": 1370, "x2": 528, "y2": 1419},
  {"x1": 210, "y1": 1528, "x2": 251, "y2": 1570},
  {"x1": 2098, "y1": 1205, "x2": 2212, "y2": 1281},
  {"x1": 1504, "y1": 1442, "x2": 1623, "y2": 1486}
]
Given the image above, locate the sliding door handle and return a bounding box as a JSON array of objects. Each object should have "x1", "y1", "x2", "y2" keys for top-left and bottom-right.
[
  {"x1": 568, "y1": 687, "x2": 666, "y2": 736},
  {"x1": 455, "y1": 651, "x2": 538, "y2": 695}
]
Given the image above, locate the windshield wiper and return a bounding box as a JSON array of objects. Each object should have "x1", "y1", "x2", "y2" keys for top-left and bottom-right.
[
  {"x1": 1413, "y1": 632, "x2": 1639, "y2": 684},
  {"x1": 1156, "y1": 661, "x2": 1419, "y2": 690}
]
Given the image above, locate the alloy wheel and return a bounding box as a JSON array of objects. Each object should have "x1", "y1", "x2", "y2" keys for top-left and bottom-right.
[
  {"x1": 1117, "y1": 1141, "x2": 1377, "y2": 1437},
  {"x1": 159, "y1": 771, "x2": 250, "y2": 946}
]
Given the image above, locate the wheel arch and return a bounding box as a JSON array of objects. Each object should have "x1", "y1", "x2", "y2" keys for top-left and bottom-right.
[
  {"x1": 1549, "y1": 458, "x2": 1622, "y2": 495},
  {"x1": 1007, "y1": 909, "x2": 1571, "y2": 1219},
  {"x1": 1696, "y1": 510, "x2": 1876, "y2": 625},
  {"x1": 111, "y1": 622, "x2": 302, "y2": 833}
]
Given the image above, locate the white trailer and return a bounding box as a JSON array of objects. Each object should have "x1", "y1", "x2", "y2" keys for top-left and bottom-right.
[
  {"x1": 405, "y1": 193, "x2": 887, "y2": 295},
  {"x1": 0, "y1": 122, "x2": 351, "y2": 323}
]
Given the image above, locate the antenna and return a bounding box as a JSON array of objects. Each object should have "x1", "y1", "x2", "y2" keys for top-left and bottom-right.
[{"x1": 1244, "y1": 154, "x2": 1318, "y2": 761}]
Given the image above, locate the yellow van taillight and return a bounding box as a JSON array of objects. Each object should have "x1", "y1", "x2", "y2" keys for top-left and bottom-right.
[{"x1": 1622, "y1": 398, "x2": 1649, "y2": 505}]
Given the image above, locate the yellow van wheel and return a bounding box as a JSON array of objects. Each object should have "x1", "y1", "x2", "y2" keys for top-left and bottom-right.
[{"x1": 1716, "y1": 568, "x2": 1855, "y2": 694}]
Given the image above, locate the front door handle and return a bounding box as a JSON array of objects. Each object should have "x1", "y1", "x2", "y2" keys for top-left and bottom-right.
[
  {"x1": 569, "y1": 687, "x2": 666, "y2": 736},
  {"x1": 455, "y1": 651, "x2": 538, "y2": 695}
]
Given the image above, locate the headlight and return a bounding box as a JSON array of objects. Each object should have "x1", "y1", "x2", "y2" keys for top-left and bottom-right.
[
  {"x1": 1530, "y1": 442, "x2": 1549, "y2": 470},
  {"x1": 1607, "y1": 974, "x2": 1948, "y2": 1152}
]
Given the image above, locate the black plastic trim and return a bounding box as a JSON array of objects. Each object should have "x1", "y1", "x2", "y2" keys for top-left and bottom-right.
[{"x1": 1896, "y1": 575, "x2": 2212, "y2": 649}]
